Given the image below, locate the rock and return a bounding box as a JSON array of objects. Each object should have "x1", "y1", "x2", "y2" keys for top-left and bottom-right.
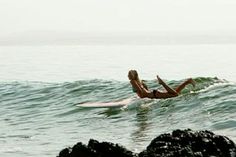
[
  {"x1": 87, "y1": 139, "x2": 136, "y2": 157},
  {"x1": 139, "y1": 129, "x2": 236, "y2": 157},
  {"x1": 58, "y1": 148, "x2": 71, "y2": 157},
  {"x1": 57, "y1": 129, "x2": 236, "y2": 157},
  {"x1": 58, "y1": 139, "x2": 136, "y2": 157}
]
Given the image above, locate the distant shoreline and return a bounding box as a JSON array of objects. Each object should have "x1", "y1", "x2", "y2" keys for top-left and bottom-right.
[{"x1": 1, "y1": 31, "x2": 236, "y2": 46}]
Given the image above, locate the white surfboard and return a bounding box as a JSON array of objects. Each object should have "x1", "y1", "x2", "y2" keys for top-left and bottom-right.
[{"x1": 76, "y1": 98, "x2": 132, "y2": 108}]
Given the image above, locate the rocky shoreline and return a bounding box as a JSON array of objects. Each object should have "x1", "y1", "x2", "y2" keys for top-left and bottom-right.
[{"x1": 58, "y1": 129, "x2": 236, "y2": 157}]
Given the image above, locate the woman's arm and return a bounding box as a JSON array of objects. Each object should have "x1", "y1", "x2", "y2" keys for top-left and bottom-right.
[
  {"x1": 130, "y1": 80, "x2": 145, "y2": 98},
  {"x1": 141, "y1": 80, "x2": 148, "y2": 90}
]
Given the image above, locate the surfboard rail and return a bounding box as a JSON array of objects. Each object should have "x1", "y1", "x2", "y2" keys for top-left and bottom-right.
[{"x1": 76, "y1": 98, "x2": 132, "y2": 108}]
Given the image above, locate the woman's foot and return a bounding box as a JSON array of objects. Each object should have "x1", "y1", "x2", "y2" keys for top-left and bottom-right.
[{"x1": 156, "y1": 75, "x2": 164, "y2": 85}]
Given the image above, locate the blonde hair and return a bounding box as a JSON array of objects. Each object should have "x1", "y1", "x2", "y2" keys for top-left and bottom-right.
[
  {"x1": 128, "y1": 70, "x2": 141, "y2": 82},
  {"x1": 128, "y1": 70, "x2": 148, "y2": 90}
]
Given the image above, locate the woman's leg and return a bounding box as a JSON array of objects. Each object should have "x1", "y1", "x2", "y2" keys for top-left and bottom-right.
[
  {"x1": 175, "y1": 78, "x2": 195, "y2": 93},
  {"x1": 157, "y1": 75, "x2": 178, "y2": 96}
]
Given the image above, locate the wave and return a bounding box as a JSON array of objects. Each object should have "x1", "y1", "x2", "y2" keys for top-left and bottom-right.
[
  {"x1": 0, "y1": 77, "x2": 231, "y2": 105},
  {"x1": 1, "y1": 77, "x2": 236, "y2": 157},
  {"x1": 0, "y1": 77, "x2": 234, "y2": 115}
]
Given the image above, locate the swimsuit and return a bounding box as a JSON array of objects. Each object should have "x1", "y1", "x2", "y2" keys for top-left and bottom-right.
[{"x1": 152, "y1": 90, "x2": 157, "y2": 98}]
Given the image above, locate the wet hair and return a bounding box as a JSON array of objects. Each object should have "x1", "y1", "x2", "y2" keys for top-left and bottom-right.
[
  {"x1": 128, "y1": 70, "x2": 139, "y2": 80},
  {"x1": 128, "y1": 70, "x2": 149, "y2": 90}
]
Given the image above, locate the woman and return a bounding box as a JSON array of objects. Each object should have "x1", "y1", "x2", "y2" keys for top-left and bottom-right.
[{"x1": 128, "y1": 70, "x2": 195, "y2": 99}]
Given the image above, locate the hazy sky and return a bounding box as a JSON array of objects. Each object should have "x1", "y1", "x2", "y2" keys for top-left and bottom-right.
[{"x1": 1, "y1": 0, "x2": 236, "y2": 36}]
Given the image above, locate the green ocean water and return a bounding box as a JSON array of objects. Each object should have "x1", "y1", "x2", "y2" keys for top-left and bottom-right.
[
  {"x1": 0, "y1": 77, "x2": 235, "y2": 156},
  {"x1": 0, "y1": 45, "x2": 236, "y2": 157}
]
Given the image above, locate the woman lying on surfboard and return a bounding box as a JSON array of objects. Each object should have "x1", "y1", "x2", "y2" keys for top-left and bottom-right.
[{"x1": 128, "y1": 70, "x2": 195, "y2": 99}]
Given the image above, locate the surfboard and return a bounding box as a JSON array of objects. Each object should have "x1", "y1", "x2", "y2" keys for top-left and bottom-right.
[{"x1": 76, "y1": 98, "x2": 132, "y2": 108}]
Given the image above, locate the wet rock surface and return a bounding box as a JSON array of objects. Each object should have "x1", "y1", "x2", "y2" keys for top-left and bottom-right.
[
  {"x1": 58, "y1": 129, "x2": 236, "y2": 157},
  {"x1": 139, "y1": 129, "x2": 236, "y2": 157},
  {"x1": 58, "y1": 139, "x2": 136, "y2": 157}
]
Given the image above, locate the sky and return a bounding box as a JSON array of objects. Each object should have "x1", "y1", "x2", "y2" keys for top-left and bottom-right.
[{"x1": 1, "y1": 0, "x2": 236, "y2": 37}]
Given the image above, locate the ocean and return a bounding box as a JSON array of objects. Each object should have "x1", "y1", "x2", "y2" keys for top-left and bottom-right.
[{"x1": 0, "y1": 44, "x2": 236, "y2": 157}]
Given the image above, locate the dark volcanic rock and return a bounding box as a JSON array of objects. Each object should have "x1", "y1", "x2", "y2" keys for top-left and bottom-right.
[
  {"x1": 58, "y1": 129, "x2": 236, "y2": 157},
  {"x1": 58, "y1": 139, "x2": 136, "y2": 157},
  {"x1": 87, "y1": 139, "x2": 136, "y2": 157},
  {"x1": 139, "y1": 129, "x2": 236, "y2": 157}
]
